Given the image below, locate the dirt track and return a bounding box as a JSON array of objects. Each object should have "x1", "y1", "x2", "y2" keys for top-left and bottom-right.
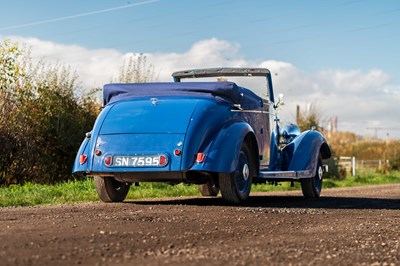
[{"x1": 1, "y1": 184, "x2": 399, "y2": 265}]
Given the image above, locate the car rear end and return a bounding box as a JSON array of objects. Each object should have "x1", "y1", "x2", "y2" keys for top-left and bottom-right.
[{"x1": 86, "y1": 96, "x2": 202, "y2": 183}]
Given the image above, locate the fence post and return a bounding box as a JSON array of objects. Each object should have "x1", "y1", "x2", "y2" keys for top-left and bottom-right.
[{"x1": 352, "y1": 156, "x2": 356, "y2": 176}]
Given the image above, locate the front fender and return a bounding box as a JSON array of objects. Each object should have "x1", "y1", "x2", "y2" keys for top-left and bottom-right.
[
  {"x1": 268, "y1": 131, "x2": 281, "y2": 171},
  {"x1": 190, "y1": 122, "x2": 256, "y2": 173},
  {"x1": 282, "y1": 130, "x2": 331, "y2": 174}
]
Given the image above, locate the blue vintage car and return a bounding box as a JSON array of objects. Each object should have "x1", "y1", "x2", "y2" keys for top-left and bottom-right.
[{"x1": 73, "y1": 68, "x2": 331, "y2": 204}]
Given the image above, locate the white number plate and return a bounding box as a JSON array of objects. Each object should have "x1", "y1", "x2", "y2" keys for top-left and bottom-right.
[{"x1": 111, "y1": 155, "x2": 168, "y2": 168}]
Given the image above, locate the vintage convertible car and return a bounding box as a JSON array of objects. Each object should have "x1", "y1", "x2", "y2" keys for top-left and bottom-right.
[{"x1": 73, "y1": 68, "x2": 331, "y2": 204}]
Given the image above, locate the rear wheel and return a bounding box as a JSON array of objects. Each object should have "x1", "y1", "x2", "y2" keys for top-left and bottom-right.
[
  {"x1": 301, "y1": 158, "x2": 323, "y2": 198},
  {"x1": 94, "y1": 176, "x2": 130, "y2": 202},
  {"x1": 219, "y1": 142, "x2": 253, "y2": 204},
  {"x1": 199, "y1": 182, "x2": 219, "y2": 196}
]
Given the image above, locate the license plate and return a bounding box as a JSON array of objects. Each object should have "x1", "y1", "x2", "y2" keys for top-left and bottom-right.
[{"x1": 111, "y1": 155, "x2": 168, "y2": 167}]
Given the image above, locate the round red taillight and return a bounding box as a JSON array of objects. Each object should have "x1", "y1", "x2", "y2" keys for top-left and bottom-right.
[
  {"x1": 174, "y1": 149, "x2": 182, "y2": 156},
  {"x1": 159, "y1": 155, "x2": 167, "y2": 166},
  {"x1": 104, "y1": 156, "x2": 112, "y2": 166},
  {"x1": 95, "y1": 150, "x2": 102, "y2": 156}
]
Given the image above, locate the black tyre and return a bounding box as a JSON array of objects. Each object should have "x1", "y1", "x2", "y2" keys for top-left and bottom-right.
[
  {"x1": 199, "y1": 182, "x2": 219, "y2": 197},
  {"x1": 94, "y1": 176, "x2": 130, "y2": 202},
  {"x1": 301, "y1": 158, "x2": 323, "y2": 198},
  {"x1": 219, "y1": 142, "x2": 253, "y2": 204}
]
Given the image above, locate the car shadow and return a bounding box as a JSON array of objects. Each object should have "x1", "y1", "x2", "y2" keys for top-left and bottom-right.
[{"x1": 130, "y1": 195, "x2": 400, "y2": 210}]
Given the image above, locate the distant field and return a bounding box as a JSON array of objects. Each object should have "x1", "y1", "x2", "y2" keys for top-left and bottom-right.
[{"x1": 1, "y1": 171, "x2": 399, "y2": 207}]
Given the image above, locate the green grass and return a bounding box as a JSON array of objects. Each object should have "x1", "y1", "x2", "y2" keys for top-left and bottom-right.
[
  {"x1": 0, "y1": 179, "x2": 99, "y2": 207},
  {"x1": 323, "y1": 171, "x2": 400, "y2": 188},
  {"x1": 0, "y1": 180, "x2": 200, "y2": 207},
  {"x1": 1, "y1": 171, "x2": 400, "y2": 207}
]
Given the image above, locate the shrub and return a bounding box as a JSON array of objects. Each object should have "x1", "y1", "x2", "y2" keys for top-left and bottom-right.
[{"x1": 0, "y1": 40, "x2": 98, "y2": 185}]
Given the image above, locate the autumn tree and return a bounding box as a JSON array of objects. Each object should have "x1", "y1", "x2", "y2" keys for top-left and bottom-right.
[
  {"x1": 328, "y1": 131, "x2": 400, "y2": 171},
  {"x1": 0, "y1": 40, "x2": 98, "y2": 185},
  {"x1": 296, "y1": 103, "x2": 324, "y2": 132}
]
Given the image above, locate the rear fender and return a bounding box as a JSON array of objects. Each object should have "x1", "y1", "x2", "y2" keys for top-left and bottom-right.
[
  {"x1": 191, "y1": 122, "x2": 259, "y2": 173},
  {"x1": 282, "y1": 130, "x2": 331, "y2": 175},
  {"x1": 72, "y1": 105, "x2": 112, "y2": 174},
  {"x1": 72, "y1": 137, "x2": 91, "y2": 174}
]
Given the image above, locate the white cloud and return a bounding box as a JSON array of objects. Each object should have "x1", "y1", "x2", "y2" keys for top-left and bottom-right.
[
  {"x1": 3, "y1": 35, "x2": 124, "y2": 88},
  {"x1": 147, "y1": 38, "x2": 248, "y2": 80},
  {"x1": 256, "y1": 59, "x2": 399, "y2": 137},
  {"x1": 2, "y1": 35, "x2": 400, "y2": 137},
  {"x1": 316, "y1": 69, "x2": 390, "y2": 95}
]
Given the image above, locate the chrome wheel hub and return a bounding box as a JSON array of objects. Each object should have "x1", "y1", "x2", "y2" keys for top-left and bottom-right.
[
  {"x1": 242, "y1": 164, "x2": 250, "y2": 181},
  {"x1": 318, "y1": 166, "x2": 323, "y2": 180}
]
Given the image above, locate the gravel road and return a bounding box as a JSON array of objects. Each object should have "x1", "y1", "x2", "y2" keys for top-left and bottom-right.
[{"x1": 1, "y1": 184, "x2": 399, "y2": 265}]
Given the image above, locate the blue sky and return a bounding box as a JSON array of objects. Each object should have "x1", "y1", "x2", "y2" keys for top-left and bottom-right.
[
  {"x1": 2, "y1": 0, "x2": 399, "y2": 75},
  {"x1": 1, "y1": 0, "x2": 400, "y2": 138}
]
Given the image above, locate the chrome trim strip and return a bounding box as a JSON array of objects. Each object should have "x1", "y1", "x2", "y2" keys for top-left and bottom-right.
[
  {"x1": 297, "y1": 170, "x2": 314, "y2": 178},
  {"x1": 259, "y1": 171, "x2": 297, "y2": 179},
  {"x1": 231, "y1": 110, "x2": 270, "y2": 114},
  {"x1": 259, "y1": 170, "x2": 314, "y2": 179}
]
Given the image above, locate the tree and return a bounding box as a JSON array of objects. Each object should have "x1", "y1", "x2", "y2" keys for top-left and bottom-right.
[
  {"x1": 116, "y1": 53, "x2": 157, "y2": 83},
  {"x1": 296, "y1": 103, "x2": 324, "y2": 132},
  {"x1": 0, "y1": 40, "x2": 99, "y2": 185},
  {"x1": 328, "y1": 131, "x2": 400, "y2": 172},
  {"x1": 0, "y1": 40, "x2": 30, "y2": 184}
]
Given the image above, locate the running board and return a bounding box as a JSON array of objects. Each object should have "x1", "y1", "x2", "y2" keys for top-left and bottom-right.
[
  {"x1": 259, "y1": 165, "x2": 328, "y2": 180},
  {"x1": 258, "y1": 170, "x2": 314, "y2": 180}
]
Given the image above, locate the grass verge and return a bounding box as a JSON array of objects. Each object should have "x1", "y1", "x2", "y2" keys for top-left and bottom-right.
[{"x1": 1, "y1": 171, "x2": 399, "y2": 207}]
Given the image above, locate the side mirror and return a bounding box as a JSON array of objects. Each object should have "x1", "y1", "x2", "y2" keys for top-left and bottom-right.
[{"x1": 274, "y1": 93, "x2": 285, "y2": 109}]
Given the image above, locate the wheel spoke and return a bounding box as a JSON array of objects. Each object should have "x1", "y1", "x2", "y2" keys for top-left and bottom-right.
[{"x1": 235, "y1": 151, "x2": 250, "y2": 194}]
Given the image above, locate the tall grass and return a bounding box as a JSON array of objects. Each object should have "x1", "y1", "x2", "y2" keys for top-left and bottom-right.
[{"x1": 1, "y1": 171, "x2": 399, "y2": 207}]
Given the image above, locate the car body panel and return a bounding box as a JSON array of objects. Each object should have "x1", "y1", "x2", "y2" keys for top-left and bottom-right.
[
  {"x1": 282, "y1": 130, "x2": 331, "y2": 173},
  {"x1": 73, "y1": 137, "x2": 90, "y2": 173},
  {"x1": 191, "y1": 122, "x2": 257, "y2": 173},
  {"x1": 100, "y1": 98, "x2": 197, "y2": 134},
  {"x1": 92, "y1": 133, "x2": 185, "y2": 172}
]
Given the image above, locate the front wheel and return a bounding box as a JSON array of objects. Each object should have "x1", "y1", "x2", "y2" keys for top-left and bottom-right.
[
  {"x1": 301, "y1": 158, "x2": 323, "y2": 198},
  {"x1": 94, "y1": 176, "x2": 131, "y2": 202},
  {"x1": 219, "y1": 142, "x2": 253, "y2": 204}
]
